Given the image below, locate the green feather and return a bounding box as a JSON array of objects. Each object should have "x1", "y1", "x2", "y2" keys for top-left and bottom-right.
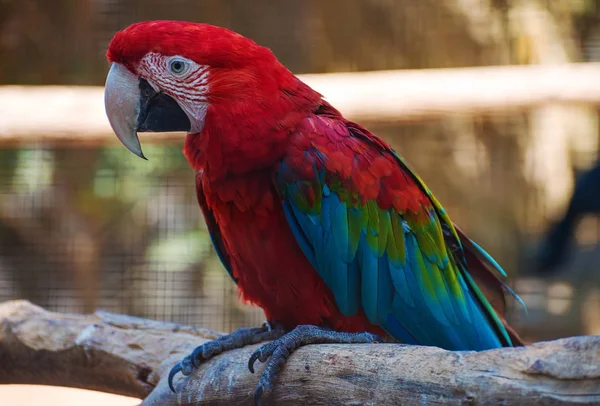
[
  {"x1": 377, "y1": 209, "x2": 391, "y2": 256},
  {"x1": 462, "y1": 269, "x2": 512, "y2": 346}
]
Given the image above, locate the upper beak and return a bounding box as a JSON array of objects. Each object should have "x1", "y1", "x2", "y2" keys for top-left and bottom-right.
[{"x1": 104, "y1": 63, "x2": 191, "y2": 159}]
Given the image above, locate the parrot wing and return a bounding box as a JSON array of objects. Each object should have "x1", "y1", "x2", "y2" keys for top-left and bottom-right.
[
  {"x1": 274, "y1": 103, "x2": 516, "y2": 350},
  {"x1": 195, "y1": 170, "x2": 237, "y2": 284}
]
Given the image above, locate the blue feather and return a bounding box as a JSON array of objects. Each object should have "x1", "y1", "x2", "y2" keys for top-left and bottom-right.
[
  {"x1": 382, "y1": 314, "x2": 418, "y2": 345},
  {"x1": 330, "y1": 196, "x2": 351, "y2": 262},
  {"x1": 467, "y1": 237, "x2": 507, "y2": 277},
  {"x1": 282, "y1": 202, "x2": 318, "y2": 269},
  {"x1": 328, "y1": 194, "x2": 360, "y2": 315},
  {"x1": 275, "y1": 142, "x2": 516, "y2": 351}
]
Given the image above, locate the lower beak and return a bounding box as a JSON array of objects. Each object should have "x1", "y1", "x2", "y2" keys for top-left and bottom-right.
[{"x1": 104, "y1": 63, "x2": 191, "y2": 159}]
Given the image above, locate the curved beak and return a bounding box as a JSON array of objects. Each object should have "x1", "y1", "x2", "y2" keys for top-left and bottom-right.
[
  {"x1": 104, "y1": 63, "x2": 191, "y2": 160},
  {"x1": 104, "y1": 64, "x2": 145, "y2": 159}
]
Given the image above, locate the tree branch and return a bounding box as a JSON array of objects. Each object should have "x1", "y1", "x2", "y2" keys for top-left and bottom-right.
[
  {"x1": 0, "y1": 300, "x2": 219, "y2": 400},
  {"x1": 0, "y1": 300, "x2": 598, "y2": 405}
]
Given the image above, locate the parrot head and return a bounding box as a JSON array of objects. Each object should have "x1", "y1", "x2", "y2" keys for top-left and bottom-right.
[{"x1": 104, "y1": 20, "x2": 296, "y2": 159}]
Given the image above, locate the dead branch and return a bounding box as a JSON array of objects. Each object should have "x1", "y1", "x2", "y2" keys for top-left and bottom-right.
[
  {"x1": 0, "y1": 300, "x2": 598, "y2": 405},
  {"x1": 0, "y1": 300, "x2": 219, "y2": 400},
  {"x1": 1, "y1": 63, "x2": 600, "y2": 145}
]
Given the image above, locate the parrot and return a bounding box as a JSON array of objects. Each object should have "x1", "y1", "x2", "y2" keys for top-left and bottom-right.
[{"x1": 103, "y1": 20, "x2": 525, "y2": 404}]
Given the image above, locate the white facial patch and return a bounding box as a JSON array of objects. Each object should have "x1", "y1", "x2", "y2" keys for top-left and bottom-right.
[
  {"x1": 180, "y1": 101, "x2": 208, "y2": 133},
  {"x1": 138, "y1": 52, "x2": 210, "y2": 134}
]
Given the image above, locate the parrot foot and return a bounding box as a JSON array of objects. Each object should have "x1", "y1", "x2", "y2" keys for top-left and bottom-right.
[
  {"x1": 168, "y1": 321, "x2": 285, "y2": 392},
  {"x1": 248, "y1": 325, "x2": 381, "y2": 406}
]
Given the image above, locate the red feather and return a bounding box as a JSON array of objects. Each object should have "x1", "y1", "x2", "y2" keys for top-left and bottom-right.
[
  {"x1": 107, "y1": 21, "x2": 521, "y2": 344},
  {"x1": 189, "y1": 97, "x2": 428, "y2": 336}
]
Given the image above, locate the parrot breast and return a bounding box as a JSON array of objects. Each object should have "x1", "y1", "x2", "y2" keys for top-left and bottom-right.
[{"x1": 201, "y1": 170, "x2": 384, "y2": 335}]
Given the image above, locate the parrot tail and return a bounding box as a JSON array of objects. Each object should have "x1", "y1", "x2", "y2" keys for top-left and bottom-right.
[{"x1": 454, "y1": 225, "x2": 527, "y2": 347}]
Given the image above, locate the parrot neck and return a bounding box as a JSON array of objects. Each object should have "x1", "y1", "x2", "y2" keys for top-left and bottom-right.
[{"x1": 183, "y1": 71, "x2": 322, "y2": 180}]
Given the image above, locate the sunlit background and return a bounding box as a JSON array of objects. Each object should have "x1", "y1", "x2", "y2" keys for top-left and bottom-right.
[{"x1": 1, "y1": 2, "x2": 600, "y2": 394}]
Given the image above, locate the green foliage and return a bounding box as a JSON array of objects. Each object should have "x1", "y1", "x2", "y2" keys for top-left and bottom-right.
[{"x1": 146, "y1": 230, "x2": 212, "y2": 273}]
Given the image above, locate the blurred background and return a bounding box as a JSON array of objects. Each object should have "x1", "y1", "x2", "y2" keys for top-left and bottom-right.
[{"x1": 1, "y1": 0, "x2": 600, "y2": 353}]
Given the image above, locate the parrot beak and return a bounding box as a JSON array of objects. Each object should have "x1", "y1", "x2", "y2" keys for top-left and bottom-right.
[{"x1": 104, "y1": 63, "x2": 191, "y2": 159}]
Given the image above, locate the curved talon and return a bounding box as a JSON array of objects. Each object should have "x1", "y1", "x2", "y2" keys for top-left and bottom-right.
[
  {"x1": 167, "y1": 363, "x2": 183, "y2": 393},
  {"x1": 248, "y1": 341, "x2": 278, "y2": 373},
  {"x1": 248, "y1": 350, "x2": 260, "y2": 374},
  {"x1": 166, "y1": 324, "x2": 282, "y2": 398},
  {"x1": 253, "y1": 383, "x2": 264, "y2": 406},
  {"x1": 248, "y1": 326, "x2": 382, "y2": 405},
  {"x1": 254, "y1": 376, "x2": 274, "y2": 406},
  {"x1": 170, "y1": 325, "x2": 379, "y2": 405}
]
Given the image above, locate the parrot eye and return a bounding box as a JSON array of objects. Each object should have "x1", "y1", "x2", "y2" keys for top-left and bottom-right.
[{"x1": 169, "y1": 59, "x2": 187, "y2": 75}]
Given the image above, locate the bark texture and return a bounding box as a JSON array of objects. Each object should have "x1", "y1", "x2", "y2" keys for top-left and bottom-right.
[{"x1": 0, "y1": 300, "x2": 598, "y2": 405}]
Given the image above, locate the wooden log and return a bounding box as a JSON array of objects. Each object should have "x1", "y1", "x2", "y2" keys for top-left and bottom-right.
[
  {"x1": 0, "y1": 300, "x2": 599, "y2": 405},
  {"x1": 1, "y1": 63, "x2": 600, "y2": 145},
  {"x1": 0, "y1": 300, "x2": 219, "y2": 399}
]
